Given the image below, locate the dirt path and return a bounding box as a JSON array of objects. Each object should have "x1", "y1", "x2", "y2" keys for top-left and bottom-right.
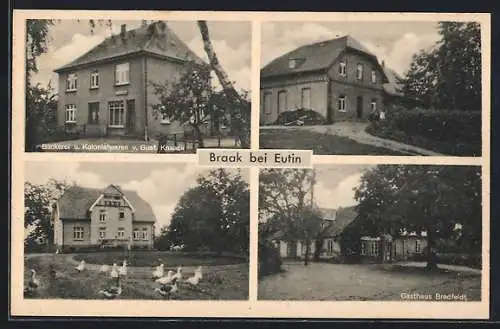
[{"x1": 261, "y1": 123, "x2": 443, "y2": 156}]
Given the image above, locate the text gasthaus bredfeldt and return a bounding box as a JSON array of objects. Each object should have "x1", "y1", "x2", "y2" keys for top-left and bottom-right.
[{"x1": 209, "y1": 151, "x2": 304, "y2": 165}]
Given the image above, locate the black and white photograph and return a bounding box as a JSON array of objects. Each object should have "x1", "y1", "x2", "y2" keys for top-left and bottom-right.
[
  {"x1": 258, "y1": 165, "x2": 482, "y2": 301},
  {"x1": 25, "y1": 19, "x2": 251, "y2": 153},
  {"x1": 23, "y1": 161, "x2": 250, "y2": 300},
  {"x1": 259, "y1": 21, "x2": 482, "y2": 156}
]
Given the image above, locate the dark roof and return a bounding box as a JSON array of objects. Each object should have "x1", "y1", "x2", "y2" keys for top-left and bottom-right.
[
  {"x1": 54, "y1": 21, "x2": 205, "y2": 72},
  {"x1": 321, "y1": 206, "x2": 358, "y2": 237},
  {"x1": 57, "y1": 185, "x2": 156, "y2": 223},
  {"x1": 383, "y1": 67, "x2": 404, "y2": 97},
  {"x1": 261, "y1": 35, "x2": 387, "y2": 82}
]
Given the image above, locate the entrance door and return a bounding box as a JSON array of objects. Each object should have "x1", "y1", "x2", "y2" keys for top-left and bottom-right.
[
  {"x1": 356, "y1": 96, "x2": 363, "y2": 119},
  {"x1": 88, "y1": 102, "x2": 100, "y2": 124},
  {"x1": 126, "y1": 99, "x2": 136, "y2": 135}
]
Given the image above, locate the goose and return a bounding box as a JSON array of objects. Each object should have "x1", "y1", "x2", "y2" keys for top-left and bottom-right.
[
  {"x1": 99, "y1": 264, "x2": 109, "y2": 273},
  {"x1": 75, "y1": 260, "x2": 85, "y2": 272},
  {"x1": 110, "y1": 263, "x2": 119, "y2": 278},
  {"x1": 185, "y1": 266, "x2": 203, "y2": 287},
  {"x1": 118, "y1": 260, "x2": 127, "y2": 276},
  {"x1": 24, "y1": 269, "x2": 40, "y2": 296},
  {"x1": 155, "y1": 270, "x2": 174, "y2": 285},
  {"x1": 154, "y1": 278, "x2": 178, "y2": 299},
  {"x1": 99, "y1": 277, "x2": 122, "y2": 299},
  {"x1": 152, "y1": 263, "x2": 164, "y2": 281},
  {"x1": 171, "y1": 266, "x2": 182, "y2": 281}
]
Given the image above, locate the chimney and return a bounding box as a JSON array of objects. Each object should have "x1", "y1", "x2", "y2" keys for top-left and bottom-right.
[
  {"x1": 153, "y1": 21, "x2": 167, "y2": 38},
  {"x1": 120, "y1": 24, "x2": 127, "y2": 37},
  {"x1": 141, "y1": 20, "x2": 148, "y2": 27},
  {"x1": 381, "y1": 60, "x2": 385, "y2": 68}
]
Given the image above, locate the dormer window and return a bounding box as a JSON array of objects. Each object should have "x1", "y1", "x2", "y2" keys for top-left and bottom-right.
[
  {"x1": 338, "y1": 61, "x2": 346, "y2": 76},
  {"x1": 288, "y1": 58, "x2": 302, "y2": 69},
  {"x1": 66, "y1": 73, "x2": 77, "y2": 91}
]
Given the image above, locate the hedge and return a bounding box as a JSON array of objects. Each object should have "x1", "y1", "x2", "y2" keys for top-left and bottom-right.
[
  {"x1": 367, "y1": 108, "x2": 481, "y2": 156},
  {"x1": 258, "y1": 240, "x2": 282, "y2": 279}
]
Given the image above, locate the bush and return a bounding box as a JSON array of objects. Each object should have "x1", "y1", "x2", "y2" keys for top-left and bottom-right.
[
  {"x1": 436, "y1": 252, "x2": 482, "y2": 269},
  {"x1": 273, "y1": 108, "x2": 326, "y2": 126},
  {"x1": 367, "y1": 108, "x2": 481, "y2": 156},
  {"x1": 258, "y1": 241, "x2": 282, "y2": 278}
]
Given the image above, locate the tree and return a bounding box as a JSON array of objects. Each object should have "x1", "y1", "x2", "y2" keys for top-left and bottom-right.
[
  {"x1": 259, "y1": 169, "x2": 323, "y2": 265},
  {"x1": 151, "y1": 61, "x2": 213, "y2": 147},
  {"x1": 197, "y1": 21, "x2": 251, "y2": 148},
  {"x1": 402, "y1": 22, "x2": 481, "y2": 111},
  {"x1": 354, "y1": 165, "x2": 482, "y2": 270},
  {"x1": 166, "y1": 169, "x2": 249, "y2": 254},
  {"x1": 24, "y1": 179, "x2": 74, "y2": 251}
]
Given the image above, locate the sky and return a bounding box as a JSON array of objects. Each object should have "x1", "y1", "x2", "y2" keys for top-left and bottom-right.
[
  {"x1": 313, "y1": 164, "x2": 374, "y2": 210},
  {"x1": 31, "y1": 20, "x2": 251, "y2": 92},
  {"x1": 261, "y1": 21, "x2": 442, "y2": 76},
  {"x1": 24, "y1": 161, "x2": 250, "y2": 233}
]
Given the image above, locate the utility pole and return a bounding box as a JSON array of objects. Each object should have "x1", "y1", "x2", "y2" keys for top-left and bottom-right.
[{"x1": 310, "y1": 167, "x2": 316, "y2": 207}]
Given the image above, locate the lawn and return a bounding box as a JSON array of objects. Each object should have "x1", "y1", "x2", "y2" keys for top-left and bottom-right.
[
  {"x1": 259, "y1": 129, "x2": 405, "y2": 155},
  {"x1": 24, "y1": 253, "x2": 249, "y2": 300},
  {"x1": 73, "y1": 250, "x2": 246, "y2": 267},
  {"x1": 258, "y1": 262, "x2": 481, "y2": 301}
]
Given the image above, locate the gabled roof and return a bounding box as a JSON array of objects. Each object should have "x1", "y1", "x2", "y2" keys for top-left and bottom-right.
[
  {"x1": 383, "y1": 67, "x2": 404, "y2": 97},
  {"x1": 54, "y1": 21, "x2": 205, "y2": 73},
  {"x1": 322, "y1": 206, "x2": 358, "y2": 237},
  {"x1": 56, "y1": 185, "x2": 156, "y2": 223},
  {"x1": 261, "y1": 35, "x2": 387, "y2": 82}
]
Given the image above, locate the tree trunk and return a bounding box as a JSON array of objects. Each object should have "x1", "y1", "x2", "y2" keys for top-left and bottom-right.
[
  {"x1": 304, "y1": 239, "x2": 310, "y2": 266},
  {"x1": 197, "y1": 21, "x2": 250, "y2": 148},
  {"x1": 426, "y1": 226, "x2": 438, "y2": 271},
  {"x1": 192, "y1": 124, "x2": 204, "y2": 148},
  {"x1": 313, "y1": 238, "x2": 322, "y2": 261}
]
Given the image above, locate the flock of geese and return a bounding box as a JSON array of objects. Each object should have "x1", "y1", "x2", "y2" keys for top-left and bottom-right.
[{"x1": 25, "y1": 258, "x2": 204, "y2": 300}]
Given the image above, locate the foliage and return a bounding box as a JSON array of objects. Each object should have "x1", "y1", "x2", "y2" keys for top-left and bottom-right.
[
  {"x1": 366, "y1": 108, "x2": 482, "y2": 156},
  {"x1": 258, "y1": 240, "x2": 282, "y2": 279},
  {"x1": 24, "y1": 179, "x2": 74, "y2": 251},
  {"x1": 354, "y1": 165, "x2": 482, "y2": 269},
  {"x1": 259, "y1": 169, "x2": 329, "y2": 265},
  {"x1": 161, "y1": 169, "x2": 249, "y2": 254},
  {"x1": 401, "y1": 22, "x2": 481, "y2": 111}
]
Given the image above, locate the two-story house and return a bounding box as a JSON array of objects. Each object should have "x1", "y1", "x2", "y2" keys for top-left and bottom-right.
[
  {"x1": 260, "y1": 35, "x2": 391, "y2": 125},
  {"x1": 51, "y1": 184, "x2": 157, "y2": 251},
  {"x1": 54, "y1": 20, "x2": 221, "y2": 140}
]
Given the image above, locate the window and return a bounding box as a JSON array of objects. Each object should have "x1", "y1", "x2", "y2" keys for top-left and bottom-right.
[
  {"x1": 117, "y1": 228, "x2": 125, "y2": 239},
  {"x1": 288, "y1": 59, "x2": 297, "y2": 69},
  {"x1": 301, "y1": 88, "x2": 311, "y2": 109},
  {"x1": 65, "y1": 104, "x2": 77, "y2": 123},
  {"x1": 415, "y1": 240, "x2": 421, "y2": 253},
  {"x1": 371, "y1": 70, "x2": 377, "y2": 84},
  {"x1": 119, "y1": 211, "x2": 125, "y2": 220},
  {"x1": 356, "y1": 64, "x2": 364, "y2": 80},
  {"x1": 133, "y1": 229, "x2": 140, "y2": 240},
  {"x1": 371, "y1": 241, "x2": 379, "y2": 256},
  {"x1": 338, "y1": 95, "x2": 346, "y2": 112},
  {"x1": 142, "y1": 228, "x2": 148, "y2": 241},
  {"x1": 99, "y1": 227, "x2": 106, "y2": 239},
  {"x1": 277, "y1": 91, "x2": 287, "y2": 114},
  {"x1": 263, "y1": 92, "x2": 272, "y2": 115},
  {"x1": 66, "y1": 73, "x2": 77, "y2": 91},
  {"x1": 90, "y1": 71, "x2": 99, "y2": 89},
  {"x1": 361, "y1": 241, "x2": 367, "y2": 255},
  {"x1": 115, "y1": 63, "x2": 130, "y2": 85},
  {"x1": 108, "y1": 101, "x2": 125, "y2": 127},
  {"x1": 338, "y1": 61, "x2": 346, "y2": 76},
  {"x1": 73, "y1": 226, "x2": 84, "y2": 240},
  {"x1": 370, "y1": 99, "x2": 377, "y2": 112},
  {"x1": 99, "y1": 210, "x2": 107, "y2": 222}
]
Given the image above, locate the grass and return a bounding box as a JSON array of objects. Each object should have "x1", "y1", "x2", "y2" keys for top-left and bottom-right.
[
  {"x1": 259, "y1": 129, "x2": 405, "y2": 155},
  {"x1": 258, "y1": 262, "x2": 481, "y2": 301},
  {"x1": 73, "y1": 250, "x2": 246, "y2": 267},
  {"x1": 24, "y1": 253, "x2": 249, "y2": 300},
  {"x1": 365, "y1": 123, "x2": 481, "y2": 156}
]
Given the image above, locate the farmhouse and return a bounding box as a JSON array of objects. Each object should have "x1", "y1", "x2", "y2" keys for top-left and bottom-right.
[
  {"x1": 271, "y1": 205, "x2": 427, "y2": 263},
  {"x1": 260, "y1": 35, "x2": 404, "y2": 125},
  {"x1": 51, "y1": 184, "x2": 157, "y2": 251},
  {"x1": 54, "y1": 21, "x2": 225, "y2": 140}
]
